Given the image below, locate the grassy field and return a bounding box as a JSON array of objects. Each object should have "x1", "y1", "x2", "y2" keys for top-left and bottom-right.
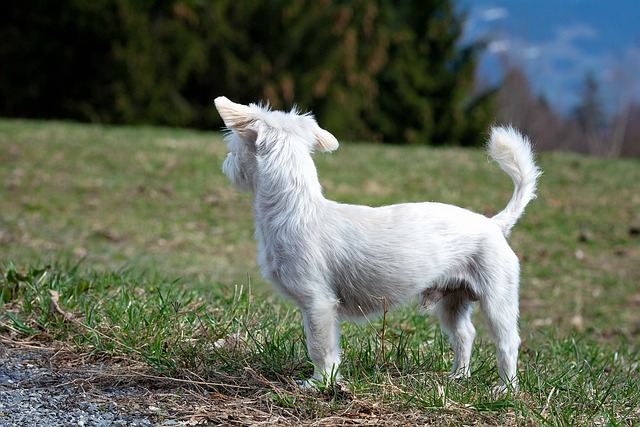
[{"x1": 1, "y1": 119, "x2": 639, "y2": 425}]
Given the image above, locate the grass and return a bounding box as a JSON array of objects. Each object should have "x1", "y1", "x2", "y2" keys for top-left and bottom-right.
[{"x1": 1, "y1": 119, "x2": 639, "y2": 425}]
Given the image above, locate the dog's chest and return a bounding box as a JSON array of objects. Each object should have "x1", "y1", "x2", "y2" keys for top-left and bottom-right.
[{"x1": 254, "y1": 219, "x2": 305, "y2": 281}]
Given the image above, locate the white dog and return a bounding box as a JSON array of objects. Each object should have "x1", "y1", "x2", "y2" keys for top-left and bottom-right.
[{"x1": 214, "y1": 96, "x2": 540, "y2": 391}]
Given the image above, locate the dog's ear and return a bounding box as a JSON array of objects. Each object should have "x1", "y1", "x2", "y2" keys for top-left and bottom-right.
[
  {"x1": 215, "y1": 96, "x2": 255, "y2": 131},
  {"x1": 315, "y1": 127, "x2": 339, "y2": 152}
]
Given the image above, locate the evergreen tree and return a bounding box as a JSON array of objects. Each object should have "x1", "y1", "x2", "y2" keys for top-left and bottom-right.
[
  {"x1": 201, "y1": 0, "x2": 392, "y2": 140},
  {"x1": 372, "y1": 0, "x2": 493, "y2": 145},
  {"x1": 574, "y1": 72, "x2": 607, "y2": 133},
  {"x1": 574, "y1": 72, "x2": 609, "y2": 155},
  {"x1": 0, "y1": 0, "x2": 122, "y2": 122}
]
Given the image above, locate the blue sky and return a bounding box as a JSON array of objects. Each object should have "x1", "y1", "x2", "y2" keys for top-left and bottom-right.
[{"x1": 460, "y1": 0, "x2": 640, "y2": 114}]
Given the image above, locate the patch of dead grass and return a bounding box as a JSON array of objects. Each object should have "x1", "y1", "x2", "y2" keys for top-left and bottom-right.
[{"x1": 1, "y1": 338, "x2": 530, "y2": 426}]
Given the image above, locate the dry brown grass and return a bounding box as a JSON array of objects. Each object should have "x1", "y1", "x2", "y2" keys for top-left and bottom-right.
[{"x1": 2, "y1": 338, "x2": 536, "y2": 426}]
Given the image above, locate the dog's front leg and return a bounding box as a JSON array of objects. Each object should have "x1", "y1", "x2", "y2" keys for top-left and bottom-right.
[{"x1": 298, "y1": 298, "x2": 341, "y2": 388}]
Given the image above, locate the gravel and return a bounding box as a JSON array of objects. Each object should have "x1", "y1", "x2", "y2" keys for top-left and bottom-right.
[
  {"x1": 0, "y1": 343, "x2": 301, "y2": 426},
  {"x1": 0, "y1": 345, "x2": 175, "y2": 427}
]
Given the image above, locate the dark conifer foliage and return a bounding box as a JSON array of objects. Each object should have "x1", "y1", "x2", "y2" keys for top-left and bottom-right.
[{"x1": 0, "y1": 0, "x2": 494, "y2": 145}]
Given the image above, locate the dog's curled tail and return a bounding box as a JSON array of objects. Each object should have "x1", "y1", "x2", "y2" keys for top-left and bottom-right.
[{"x1": 488, "y1": 126, "x2": 541, "y2": 238}]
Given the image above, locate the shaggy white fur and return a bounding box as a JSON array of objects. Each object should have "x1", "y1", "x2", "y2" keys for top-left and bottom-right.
[{"x1": 214, "y1": 96, "x2": 541, "y2": 391}]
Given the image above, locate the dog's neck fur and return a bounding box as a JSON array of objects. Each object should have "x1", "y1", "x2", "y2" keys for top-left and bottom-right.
[
  {"x1": 253, "y1": 135, "x2": 325, "y2": 227},
  {"x1": 250, "y1": 133, "x2": 330, "y2": 288}
]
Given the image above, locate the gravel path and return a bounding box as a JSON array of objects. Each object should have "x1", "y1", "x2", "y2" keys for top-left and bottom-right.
[
  {"x1": 0, "y1": 345, "x2": 174, "y2": 427},
  {"x1": 0, "y1": 343, "x2": 292, "y2": 427}
]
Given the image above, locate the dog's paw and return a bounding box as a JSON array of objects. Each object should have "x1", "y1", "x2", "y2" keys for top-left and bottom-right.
[
  {"x1": 447, "y1": 368, "x2": 471, "y2": 380},
  {"x1": 295, "y1": 377, "x2": 348, "y2": 394},
  {"x1": 492, "y1": 380, "x2": 519, "y2": 395},
  {"x1": 295, "y1": 378, "x2": 321, "y2": 391}
]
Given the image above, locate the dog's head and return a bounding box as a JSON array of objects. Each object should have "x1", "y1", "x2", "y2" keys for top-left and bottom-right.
[{"x1": 214, "y1": 96, "x2": 338, "y2": 192}]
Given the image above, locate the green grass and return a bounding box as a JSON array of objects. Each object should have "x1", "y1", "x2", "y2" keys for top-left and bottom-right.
[{"x1": 1, "y1": 119, "x2": 639, "y2": 425}]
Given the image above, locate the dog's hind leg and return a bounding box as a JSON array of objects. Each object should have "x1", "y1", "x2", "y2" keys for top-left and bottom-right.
[
  {"x1": 478, "y1": 267, "x2": 521, "y2": 391},
  {"x1": 434, "y1": 288, "x2": 477, "y2": 379},
  {"x1": 299, "y1": 296, "x2": 342, "y2": 388}
]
